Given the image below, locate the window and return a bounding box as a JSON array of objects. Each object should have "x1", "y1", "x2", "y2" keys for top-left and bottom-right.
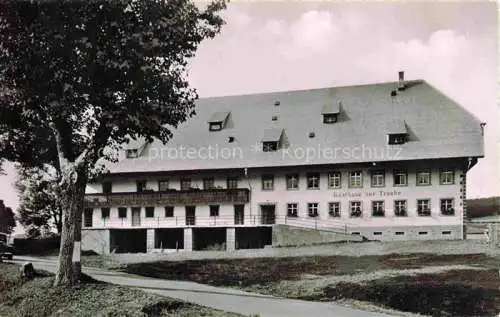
[
  {"x1": 350, "y1": 201, "x2": 362, "y2": 218},
  {"x1": 440, "y1": 169, "x2": 455, "y2": 185},
  {"x1": 307, "y1": 172, "x2": 320, "y2": 189},
  {"x1": 136, "y1": 180, "x2": 147, "y2": 192},
  {"x1": 393, "y1": 170, "x2": 407, "y2": 186},
  {"x1": 442, "y1": 231, "x2": 452, "y2": 235},
  {"x1": 328, "y1": 202, "x2": 341, "y2": 218},
  {"x1": 208, "y1": 112, "x2": 229, "y2": 131},
  {"x1": 349, "y1": 171, "x2": 362, "y2": 188},
  {"x1": 440, "y1": 199, "x2": 455, "y2": 216},
  {"x1": 263, "y1": 141, "x2": 278, "y2": 152},
  {"x1": 287, "y1": 203, "x2": 298, "y2": 217},
  {"x1": 102, "y1": 182, "x2": 112, "y2": 194},
  {"x1": 209, "y1": 205, "x2": 220, "y2": 217},
  {"x1": 234, "y1": 204, "x2": 245, "y2": 225},
  {"x1": 180, "y1": 178, "x2": 191, "y2": 190},
  {"x1": 416, "y1": 170, "x2": 431, "y2": 186},
  {"x1": 328, "y1": 172, "x2": 341, "y2": 189},
  {"x1": 418, "y1": 231, "x2": 428, "y2": 235},
  {"x1": 209, "y1": 122, "x2": 223, "y2": 131},
  {"x1": 158, "y1": 180, "x2": 169, "y2": 191},
  {"x1": 417, "y1": 199, "x2": 431, "y2": 216},
  {"x1": 101, "y1": 207, "x2": 110, "y2": 219},
  {"x1": 370, "y1": 170, "x2": 385, "y2": 187},
  {"x1": 262, "y1": 174, "x2": 274, "y2": 191},
  {"x1": 286, "y1": 174, "x2": 299, "y2": 190},
  {"x1": 126, "y1": 149, "x2": 139, "y2": 158},
  {"x1": 372, "y1": 201, "x2": 385, "y2": 217},
  {"x1": 388, "y1": 134, "x2": 406, "y2": 145},
  {"x1": 203, "y1": 177, "x2": 215, "y2": 190},
  {"x1": 307, "y1": 203, "x2": 319, "y2": 217},
  {"x1": 164, "y1": 206, "x2": 174, "y2": 217},
  {"x1": 395, "y1": 231, "x2": 405, "y2": 236},
  {"x1": 145, "y1": 207, "x2": 155, "y2": 218},
  {"x1": 84, "y1": 208, "x2": 93, "y2": 227},
  {"x1": 323, "y1": 114, "x2": 338, "y2": 124},
  {"x1": 394, "y1": 200, "x2": 407, "y2": 217},
  {"x1": 227, "y1": 177, "x2": 238, "y2": 189},
  {"x1": 118, "y1": 207, "x2": 127, "y2": 218},
  {"x1": 373, "y1": 232, "x2": 382, "y2": 236}
]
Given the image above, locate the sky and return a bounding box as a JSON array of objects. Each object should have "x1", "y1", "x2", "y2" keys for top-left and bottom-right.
[{"x1": 0, "y1": 1, "x2": 498, "y2": 221}]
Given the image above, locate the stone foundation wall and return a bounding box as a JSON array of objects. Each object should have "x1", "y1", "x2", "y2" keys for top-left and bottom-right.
[
  {"x1": 272, "y1": 225, "x2": 362, "y2": 247},
  {"x1": 82, "y1": 229, "x2": 110, "y2": 254}
]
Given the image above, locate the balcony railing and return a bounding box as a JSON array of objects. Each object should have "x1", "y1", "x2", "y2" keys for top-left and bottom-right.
[
  {"x1": 84, "y1": 188, "x2": 250, "y2": 208},
  {"x1": 83, "y1": 214, "x2": 274, "y2": 229},
  {"x1": 82, "y1": 214, "x2": 360, "y2": 234}
]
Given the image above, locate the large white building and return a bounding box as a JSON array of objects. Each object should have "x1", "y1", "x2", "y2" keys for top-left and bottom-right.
[{"x1": 82, "y1": 73, "x2": 484, "y2": 253}]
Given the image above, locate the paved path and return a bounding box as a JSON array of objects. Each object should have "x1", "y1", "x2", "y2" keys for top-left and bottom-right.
[{"x1": 11, "y1": 256, "x2": 395, "y2": 317}]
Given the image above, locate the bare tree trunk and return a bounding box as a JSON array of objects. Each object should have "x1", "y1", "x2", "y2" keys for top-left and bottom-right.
[
  {"x1": 72, "y1": 166, "x2": 87, "y2": 283},
  {"x1": 53, "y1": 166, "x2": 88, "y2": 286},
  {"x1": 53, "y1": 186, "x2": 77, "y2": 286}
]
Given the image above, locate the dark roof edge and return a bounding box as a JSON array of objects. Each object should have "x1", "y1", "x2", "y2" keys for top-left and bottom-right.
[{"x1": 97, "y1": 155, "x2": 482, "y2": 179}]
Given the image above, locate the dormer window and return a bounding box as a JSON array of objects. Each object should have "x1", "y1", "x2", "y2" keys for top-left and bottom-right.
[
  {"x1": 388, "y1": 134, "x2": 407, "y2": 145},
  {"x1": 386, "y1": 120, "x2": 409, "y2": 145},
  {"x1": 322, "y1": 101, "x2": 341, "y2": 124},
  {"x1": 208, "y1": 111, "x2": 230, "y2": 131},
  {"x1": 124, "y1": 136, "x2": 147, "y2": 158},
  {"x1": 261, "y1": 128, "x2": 283, "y2": 152},
  {"x1": 323, "y1": 113, "x2": 338, "y2": 124},
  {"x1": 263, "y1": 141, "x2": 278, "y2": 152},
  {"x1": 209, "y1": 122, "x2": 223, "y2": 131}
]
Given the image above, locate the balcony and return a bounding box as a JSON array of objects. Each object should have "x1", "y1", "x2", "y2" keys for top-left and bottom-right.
[
  {"x1": 83, "y1": 214, "x2": 272, "y2": 229},
  {"x1": 84, "y1": 188, "x2": 250, "y2": 208}
]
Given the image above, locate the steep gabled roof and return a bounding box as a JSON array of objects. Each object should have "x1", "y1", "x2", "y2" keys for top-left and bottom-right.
[{"x1": 108, "y1": 80, "x2": 484, "y2": 174}]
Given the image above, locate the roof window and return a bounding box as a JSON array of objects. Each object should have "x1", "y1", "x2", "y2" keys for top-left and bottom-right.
[
  {"x1": 124, "y1": 136, "x2": 147, "y2": 158},
  {"x1": 208, "y1": 111, "x2": 230, "y2": 131},
  {"x1": 386, "y1": 120, "x2": 409, "y2": 145},
  {"x1": 261, "y1": 128, "x2": 283, "y2": 152},
  {"x1": 322, "y1": 102, "x2": 341, "y2": 124}
]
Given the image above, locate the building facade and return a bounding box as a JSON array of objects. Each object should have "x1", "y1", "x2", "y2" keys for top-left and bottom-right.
[{"x1": 82, "y1": 74, "x2": 484, "y2": 253}]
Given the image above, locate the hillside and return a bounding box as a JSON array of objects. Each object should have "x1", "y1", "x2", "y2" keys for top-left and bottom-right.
[{"x1": 467, "y1": 197, "x2": 500, "y2": 219}]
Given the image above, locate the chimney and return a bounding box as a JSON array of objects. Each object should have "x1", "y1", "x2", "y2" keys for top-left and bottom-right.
[{"x1": 398, "y1": 71, "x2": 406, "y2": 90}]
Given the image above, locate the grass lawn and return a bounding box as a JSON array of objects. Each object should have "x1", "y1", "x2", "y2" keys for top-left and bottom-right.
[
  {"x1": 0, "y1": 262, "x2": 244, "y2": 317},
  {"x1": 81, "y1": 251, "x2": 125, "y2": 270},
  {"x1": 122, "y1": 253, "x2": 500, "y2": 316},
  {"x1": 304, "y1": 269, "x2": 500, "y2": 317}
]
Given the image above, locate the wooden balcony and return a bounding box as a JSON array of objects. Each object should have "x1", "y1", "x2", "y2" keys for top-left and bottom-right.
[{"x1": 84, "y1": 188, "x2": 250, "y2": 208}]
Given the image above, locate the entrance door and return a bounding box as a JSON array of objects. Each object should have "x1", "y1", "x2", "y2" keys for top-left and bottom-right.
[
  {"x1": 260, "y1": 204, "x2": 276, "y2": 225},
  {"x1": 186, "y1": 206, "x2": 196, "y2": 226},
  {"x1": 234, "y1": 204, "x2": 244, "y2": 225},
  {"x1": 131, "y1": 207, "x2": 141, "y2": 226}
]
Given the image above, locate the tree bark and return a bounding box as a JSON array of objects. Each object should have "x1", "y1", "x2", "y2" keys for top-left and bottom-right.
[
  {"x1": 53, "y1": 166, "x2": 88, "y2": 286},
  {"x1": 72, "y1": 166, "x2": 87, "y2": 283},
  {"x1": 53, "y1": 185, "x2": 77, "y2": 286},
  {"x1": 54, "y1": 206, "x2": 63, "y2": 234}
]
